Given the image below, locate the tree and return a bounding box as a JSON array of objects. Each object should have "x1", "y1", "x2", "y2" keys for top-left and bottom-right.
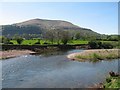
[
  {"x1": 75, "y1": 32, "x2": 80, "y2": 40},
  {"x1": 0, "y1": 36, "x2": 10, "y2": 44},
  {"x1": 61, "y1": 31, "x2": 71, "y2": 45},
  {"x1": 54, "y1": 30, "x2": 62, "y2": 45},
  {"x1": 88, "y1": 41, "x2": 99, "y2": 49},
  {"x1": 88, "y1": 41, "x2": 113, "y2": 49},
  {"x1": 0, "y1": 36, "x2": 4, "y2": 43},
  {"x1": 16, "y1": 37, "x2": 24, "y2": 44},
  {"x1": 44, "y1": 30, "x2": 55, "y2": 44}
]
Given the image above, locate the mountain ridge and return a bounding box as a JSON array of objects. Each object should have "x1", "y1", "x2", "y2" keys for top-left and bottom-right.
[{"x1": 1, "y1": 18, "x2": 100, "y2": 37}]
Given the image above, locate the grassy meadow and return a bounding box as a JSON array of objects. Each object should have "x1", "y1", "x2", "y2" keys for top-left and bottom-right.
[
  {"x1": 10, "y1": 39, "x2": 89, "y2": 45},
  {"x1": 9, "y1": 39, "x2": 118, "y2": 46}
]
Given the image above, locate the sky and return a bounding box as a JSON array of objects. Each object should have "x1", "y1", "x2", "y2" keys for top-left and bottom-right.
[{"x1": 0, "y1": 2, "x2": 118, "y2": 34}]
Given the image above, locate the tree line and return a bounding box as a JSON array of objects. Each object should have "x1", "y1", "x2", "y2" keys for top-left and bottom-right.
[
  {"x1": 1, "y1": 30, "x2": 72, "y2": 45},
  {"x1": 0, "y1": 29, "x2": 119, "y2": 45}
]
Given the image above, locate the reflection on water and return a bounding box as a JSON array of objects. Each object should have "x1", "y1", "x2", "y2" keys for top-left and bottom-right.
[{"x1": 2, "y1": 49, "x2": 118, "y2": 88}]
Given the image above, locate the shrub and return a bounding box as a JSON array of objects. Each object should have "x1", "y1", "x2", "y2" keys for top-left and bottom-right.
[
  {"x1": 2, "y1": 37, "x2": 10, "y2": 44},
  {"x1": 16, "y1": 37, "x2": 24, "y2": 44},
  {"x1": 88, "y1": 41, "x2": 113, "y2": 49},
  {"x1": 9, "y1": 42, "x2": 13, "y2": 44},
  {"x1": 34, "y1": 42, "x2": 40, "y2": 45},
  {"x1": 106, "y1": 77, "x2": 111, "y2": 83},
  {"x1": 102, "y1": 43, "x2": 113, "y2": 49},
  {"x1": 88, "y1": 41, "x2": 99, "y2": 49},
  {"x1": 43, "y1": 42, "x2": 49, "y2": 44}
]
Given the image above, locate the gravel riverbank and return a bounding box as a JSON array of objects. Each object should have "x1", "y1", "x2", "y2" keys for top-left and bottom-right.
[{"x1": 0, "y1": 50, "x2": 36, "y2": 59}]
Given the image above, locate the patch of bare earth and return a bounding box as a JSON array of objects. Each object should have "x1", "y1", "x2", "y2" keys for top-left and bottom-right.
[{"x1": 0, "y1": 50, "x2": 36, "y2": 59}]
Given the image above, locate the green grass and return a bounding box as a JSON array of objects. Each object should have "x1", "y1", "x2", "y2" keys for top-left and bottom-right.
[
  {"x1": 68, "y1": 40, "x2": 88, "y2": 45},
  {"x1": 10, "y1": 39, "x2": 89, "y2": 45},
  {"x1": 104, "y1": 76, "x2": 120, "y2": 88},
  {"x1": 75, "y1": 49, "x2": 119, "y2": 62},
  {"x1": 10, "y1": 39, "x2": 118, "y2": 48},
  {"x1": 11, "y1": 39, "x2": 49, "y2": 45},
  {"x1": 22, "y1": 40, "x2": 38, "y2": 45},
  {"x1": 76, "y1": 53, "x2": 104, "y2": 61}
]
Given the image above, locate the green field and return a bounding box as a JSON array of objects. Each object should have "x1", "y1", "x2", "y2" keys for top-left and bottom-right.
[
  {"x1": 10, "y1": 39, "x2": 119, "y2": 48},
  {"x1": 10, "y1": 39, "x2": 89, "y2": 45},
  {"x1": 68, "y1": 40, "x2": 88, "y2": 45}
]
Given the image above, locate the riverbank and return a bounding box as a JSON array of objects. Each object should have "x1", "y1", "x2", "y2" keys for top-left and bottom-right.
[
  {"x1": 0, "y1": 50, "x2": 36, "y2": 59},
  {"x1": 90, "y1": 71, "x2": 120, "y2": 88},
  {"x1": 2, "y1": 44, "x2": 88, "y2": 51},
  {"x1": 103, "y1": 71, "x2": 120, "y2": 88},
  {"x1": 67, "y1": 49, "x2": 119, "y2": 62}
]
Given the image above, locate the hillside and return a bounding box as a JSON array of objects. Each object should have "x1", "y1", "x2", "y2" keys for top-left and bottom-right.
[{"x1": 1, "y1": 18, "x2": 100, "y2": 37}]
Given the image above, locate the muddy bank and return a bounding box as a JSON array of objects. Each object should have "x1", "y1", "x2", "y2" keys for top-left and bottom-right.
[{"x1": 0, "y1": 50, "x2": 36, "y2": 59}]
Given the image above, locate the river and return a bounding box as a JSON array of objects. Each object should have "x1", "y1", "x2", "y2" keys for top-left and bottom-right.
[{"x1": 2, "y1": 49, "x2": 118, "y2": 88}]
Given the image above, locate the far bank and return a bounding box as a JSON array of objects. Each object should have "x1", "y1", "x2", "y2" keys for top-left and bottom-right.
[{"x1": 67, "y1": 49, "x2": 120, "y2": 62}]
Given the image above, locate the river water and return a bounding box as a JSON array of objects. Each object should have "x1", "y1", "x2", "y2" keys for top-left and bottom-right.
[{"x1": 2, "y1": 49, "x2": 118, "y2": 88}]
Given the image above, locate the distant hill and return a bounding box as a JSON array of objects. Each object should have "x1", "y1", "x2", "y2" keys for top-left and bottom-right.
[{"x1": 1, "y1": 18, "x2": 100, "y2": 37}]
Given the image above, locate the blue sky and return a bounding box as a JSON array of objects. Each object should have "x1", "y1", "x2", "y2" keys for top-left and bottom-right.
[{"x1": 0, "y1": 2, "x2": 118, "y2": 34}]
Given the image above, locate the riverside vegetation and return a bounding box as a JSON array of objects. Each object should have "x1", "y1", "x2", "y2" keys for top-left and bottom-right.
[
  {"x1": 67, "y1": 49, "x2": 119, "y2": 62},
  {"x1": 103, "y1": 71, "x2": 120, "y2": 88},
  {"x1": 75, "y1": 49, "x2": 119, "y2": 62}
]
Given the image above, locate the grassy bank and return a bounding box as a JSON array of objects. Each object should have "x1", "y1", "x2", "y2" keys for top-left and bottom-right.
[
  {"x1": 67, "y1": 49, "x2": 119, "y2": 62},
  {"x1": 102, "y1": 71, "x2": 120, "y2": 88},
  {"x1": 104, "y1": 75, "x2": 120, "y2": 88},
  {"x1": 92, "y1": 72, "x2": 120, "y2": 88}
]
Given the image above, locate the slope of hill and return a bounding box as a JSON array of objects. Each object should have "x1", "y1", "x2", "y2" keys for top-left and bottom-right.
[{"x1": 1, "y1": 18, "x2": 100, "y2": 37}]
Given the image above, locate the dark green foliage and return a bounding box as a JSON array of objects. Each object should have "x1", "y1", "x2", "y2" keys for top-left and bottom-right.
[
  {"x1": 107, "y1": 35, "x2": 119, "y2": 41},
  {"x1": 88, "y1": 41, "x2": 99, "y2": 49},
  {"x1": 106, "y1": 77, "x2": 112, "y2": 83},
  {"x1": 43, "y1": 42, "x2": 49, "y2": 44},
  {"x1": 9, "y1": 42, "x2": 13, "y2": 44},
  {"x1": 75, "y1": 32, "x2": 81, "y2": 40},
  {"x1": 61, "y1": 31, "x2": 71, "y2": 45},
  {"x1": 101, "y1": 43, "x2": 113, "y2": 49},
  {"x1": 1, "y1": 36, "x2": 10, "y2": 44},
  {"x1": 88, "y1": 41, "x2": 113, "y2": 49},
  {"x1": 2, "y1": 25, "x2": 42, "y2": 37},
  {"x1": 34, "y1": 42, "x2": 40, "y2": 45},
  {"x1": 16, "y1": 37, "x2": 24, "y2": 44}
]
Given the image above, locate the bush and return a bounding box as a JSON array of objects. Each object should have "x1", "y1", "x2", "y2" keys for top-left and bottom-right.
[
  {"x1": 34, "y1": 42, "x2": 40, "y2": 45},
  {"x1": 8, "y1": 42, "x2": 13, "y2": 44},
  {"x1": 88, "y1": 41, "x2": 99, "y2": 49},
  {"x1": 88, "y1": 41, "x2": 113, "y2": 49},
  {"x1": 43, "y1": 42, "x2": 49, "y2": 44},
  {"x1": 2, "y1": 37, "x2": 10, "y2": 44},
  {"x1": 106, "y1": 77, "x2": 111, "y2": 83},
  {"x1": 102, "y1": 43, "x2": 113, "y2": 49},
  {"x1": 16, "y1": 37, "x2": 24, "y2": 44}
]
